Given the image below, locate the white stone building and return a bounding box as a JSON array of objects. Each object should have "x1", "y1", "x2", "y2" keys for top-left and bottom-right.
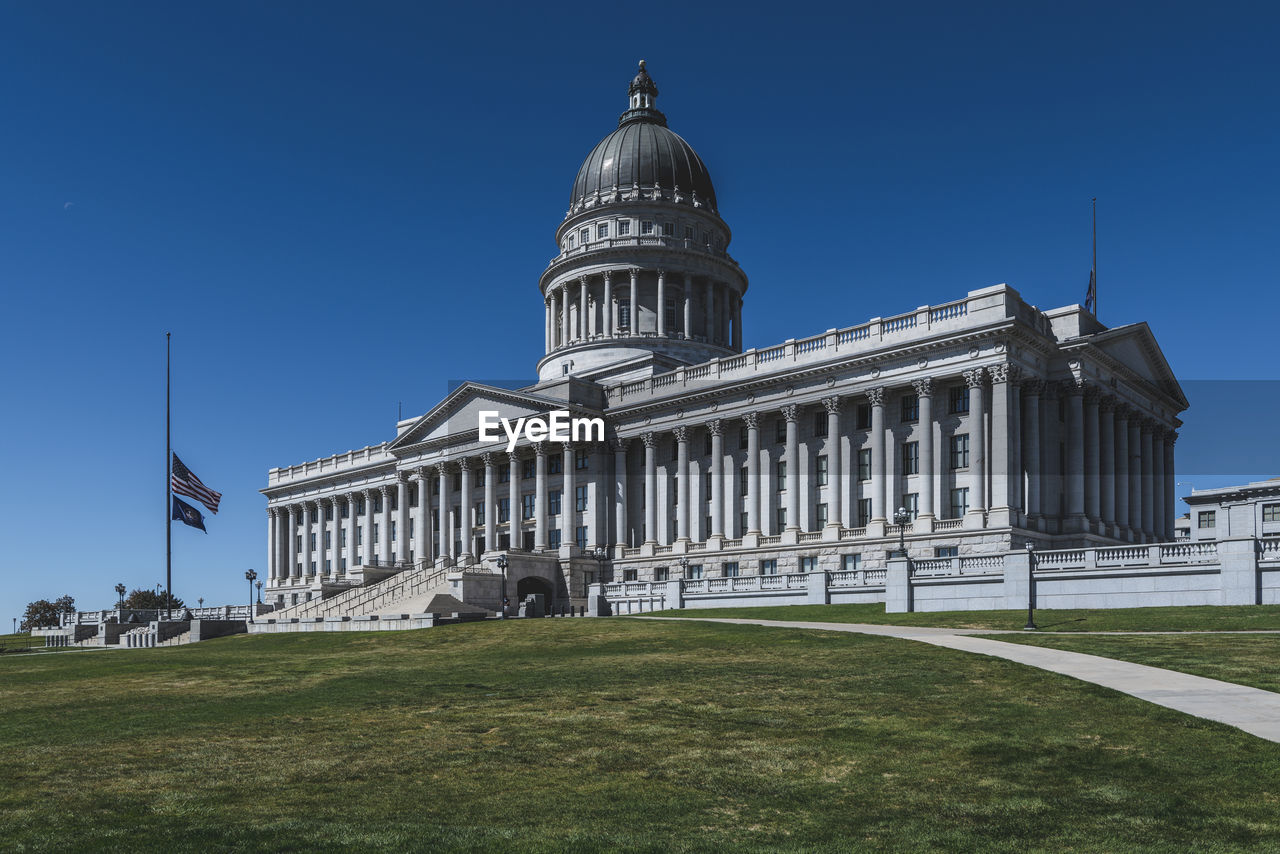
[
  {"x1": 1184, "y1": 479, "x2": 1280, "y2": 542},
  {"x1": 261, "y1": 63, "x2": 1188, "y2": 611}
]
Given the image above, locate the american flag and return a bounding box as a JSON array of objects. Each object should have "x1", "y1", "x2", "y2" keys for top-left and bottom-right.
[{"x1": 172, "y1": 453, "x2": 222, "y2": 514}]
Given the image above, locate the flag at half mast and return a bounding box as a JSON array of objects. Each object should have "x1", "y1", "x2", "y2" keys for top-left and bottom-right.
[
  {"x1": 172, "y1": 453, "x2": 222, "y2": 514},
  {"x1": 172, "y1": 496, "x2": 208, "y2": 532}
]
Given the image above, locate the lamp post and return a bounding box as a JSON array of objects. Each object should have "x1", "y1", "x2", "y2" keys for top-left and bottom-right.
[
  {"x1": 589, "y1": 546, "x2": 609, "y2": 587},
  {"x1": 678, "y1": 556, "x2": 689, "y2": 579},
  {"x1": 496, "y1": 555, "x2": 509, "y2": 618},
  {"x1": 198, "y1": 597, "x2": 204, "y2": 609},
  {"x1": 114, "y1": 583, "x2": 126, "y2": 609},
  {"x1": 1023, "y1": 542, "x2": 1037, "y2": 631},
  {"x1": 245, "y1": 569, "x2": 258, "y2": 621},
  {"x1": 892, "y1": 506, "x2": 912, "y2": 557},
  {"x1": 256, "y1": 581, "x2": 263, "y2": 604}
]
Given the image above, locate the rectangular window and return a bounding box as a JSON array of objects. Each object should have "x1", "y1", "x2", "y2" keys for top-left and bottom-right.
[
  {"x1": 623, "y1": 568, "x2": 638, "y2": 581},
  {"x1": 522, "y1": 459, "x2": 535, "y2": 479},
  {"x1": 641, "y1": 220, "x2": 654, "y2": 235},
  {"x1": 949, "y1": 386, "x2": 969, "y2": 414},
  {"x1": 815, "y1": 503, "x2": 828, "y2": 528},
  {"x1": 521, "y1": 494, "x2": 536, "y2": 520},
  {"x1": 739, "y1": 426, "x2": 749, "y2": 450},
  {"x1": 671, "y1": 440, "x2": 679, "y2": 462},
  {"x1": 372, "y1": 524, "x2": 379, "y2": 544},
  {"x1": 498, "y1": 497, "x2": 511, "y2": 523},
  {"x1": 575, "y1": 525, "x2": 588, "y2": 549},
  {"x1": 858, "y1": 448, "x2": 872, "y2": 481},
  {"x1": 902, "y1": 441, "x2": 919, "y2": 475},
  {"x1": 1265, "y1": 504, "x2": 1280, "y2": 523},
  {"x1": 575, "y1": 449, "x2": 589, "y2": 470},
  {"x1": 775, "y1": 419, "x2": 787, "y2": 444},
  {"x1": 549, "y1": 455, "x2": 562, "y2": 475},
  {"x1": 549, "y1": 490, "x2": 562, "y2": 516},
  {"x1": 575, "y1": 485, "x2": 588, "y2": 512},
  {"x1": 1199, "y1": 510, "x2": 1216, "y2": 529},
  {"x1": 813, "y1": 411, "x2": 828, "y2": 437},
  {"x1": 309, "y1": 533, "x2": 316, "y2": 549},
  {"x1": 340, "y1": 529, "x2": 347, "y2": 547},
  {"x1": 777, "y1": 506, "x2": 787, "y2": 528},
  {"x1": 474, "y1": 469, "x2": 485, "y2": 488},
  {"x1": 705, "y1": 515, "x2": 712, "y2": 534},
  {"x1": 901, "y1": 394, "x2": 919, "y2": 422},
  {"x1": 390, "y1": 521, "x2": 396, "y2": 541},
  {"x1": 549, "y1": 529, "x2": 562, "y2": 549},
  {"x1": 473, "y1": 503, "x2": 483, "y2": 528},
  {"x1": 703, "y1": 432, "x2": 712, "y2": 456},
  {"x1": 663, "y1": 222, "x2": 674, "y2": 236},
  {"x1": 567, "y1": 234, "x2": 575, "y2": 249},
  {"x1": 687, "y1": 564, "x2": 703, "y2": 579},
  {"x1": 372, "y1": 495, "x2": 382, "y2": 513},
  {"x1": 654, "y1": 566, "x2": 669, "y2": 581},
  {"x1": 856, "y1": 403, "x2": 871, "y2": 430},
  {"x1": 618, "y1": 220, "x2": 630, "y2": 236},
  {"x1": 816, "y1": 454, "x2": 828, "y2": 486},
  {"x1": 739, "y1": 466, "x2": 750, "y2": 496},
  {"x1": 740, "y1": 510, "x2": 748, "y2": 532},
  {"x1": 705, "y1": 479, "x2": 713, "y2": 501},
  {"x1": 903, "y1": 492, "x2": 918, "y2": 518},
  {"x1": 324, "y1": 559, "x2": 331, "y2": 572},
  {"x1": 857, "y1": 498, "x2": 872, "y2": 527},
  {"x1": 936, "y1": 546, "x2": 959, "y2": 558},
  {"x1": 776, "y1": 460, "x2": 786, "y2": 490},
  {"x1": 340, "y1": 557, "x2": 347, "y2": 571},
  {"x1": 800, "y1": 556, "x2": 818, "y2": 572},
  {"x1": 619, "y1": 299, "x2": 631, "y2": 330},
  {"x1": 761, "y1": 559, "x2": 778, "y2": 575},
  {"x1": 950, "y1": 487, "x2": 970, "y2": 519},
  {"x1": 723, "y1": 562, "x2": 739, "y2": 577},
  {"x1": 323, "y1": 531, "x2": 331, "y2": 549},
  {"x1": 597, "y1": 223, "x2": 609, "y2": 239},
  {"x1": 684, "y1": 225, "x2": 694, "y2": 239},
  {"x1": 357, "y1": 527, "x2": 363, "y2": 546},
  {"x1": 842, "y1": 553, "x2": 861, "y2": 572},
  {"x1": 452, "y1": 472, "x2": 461, "y2": 492},
  {"x1": 950, "y1": 434, "x2": 970, "y2": 470},
  {"x1": 665, "y1": 298, "x2": 677, "y2": 329},
  {"x1": 579, "y1": 227, "x2": 589, "y2": 244}
]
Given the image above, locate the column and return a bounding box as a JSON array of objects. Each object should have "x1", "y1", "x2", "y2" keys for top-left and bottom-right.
[
  {"x1": 301, "y1": 501, "x2": 313, "y2": 577},
  {"x1": 1128, "y1": 418, "x2": 1142, "y2": 538},
  {"x1": 324, "y1": 497, "x2": 337, "y2": 577},
  {"x1": 560, "y1": 283, "x2": 570, "y2": 345},
  {"x1": 1152, "y1": 428, "x2": 1166, "y2": 541},
  {"x1": 362, "y1": 488, "x2": 376, "y2": 565},
  {"x1": 720, "y1": 283, "x2": 731, "y2": 346},
  {"x1": 913, "y1": 379, "x2": 934, "y2": 520},
  {"x1": 396, "y1": 475, "x2": 410, "y2": 562},
  {"x1": 483, "y1": 453, "x2": 497, "y2": 553},
  {"x1": 656, "y1": 270, "x2": 666, "y2": 337},
  {"x1": 1141, "y1": 422, "x2": 1155, "y2": 538},
  {"x1": 613, "y1": 440, "x2": 629, "y2": 548},
  {"x1": 868, "y1": 388, "x2": 886, "y2": 522},
  {"x1": 629, "y1": 268, "x2": 638, "y2": 335},
  {"x1": 1098, "y1": 398, "x2": 1116, "y2": 532},
  {"x1": 562, "y1": 442, "x2": 576, "y2": 549},
  {"x1": 1114, "y1": 406, "x2": 1131, "y2": 539},
  {"x1": 820, "y1": 398, "x2": 841, "y2": 528},
  {"x1": 345, "y1": 493, "x2": 357, "y2": 572},
  {"x1": 379, "y1": 485, "x2": 394, "y2": 563},
  {"x1": 459, "y1": 458, "x2": 473, "y2": 561},
  {"x1": 1164, "y1": 432, "x2": 1178, "y2": 541},
  {"x1": 963, "y1": 369, "x2": 987, "y2": 515},
  {"x1": 437, "y1": 465, "x2": 450, "y2": 562},
  {"x1": 682, "y1": 275, "x2": 692, "y2": 339},
  {"x1": 1065, "y1": 381, "x2": 1085, "y2": 524},
  {"x1": 782, "y1": 405, "x2": 800, "y2": 530},
  {"x1": 708, "y1": 420, "x2": 724, "y2": 537},
  {"x1": 508, "y1": 452, "x2": 521, "y2": 550},
  {"x1": 413, "y1": 473, "x2": 428, "y2": 564},
  {"x1": 544, "y1": 297, "x2": 552, "y2": 352},
  {"x1": 603, "y1": 271, "x2": 613, "y2": 338},
  {"x1": 1022, "y1": 379, "x2": 1043, "y2": 524},
  {"x1": 534, "y1": 442, "x2": 548, "y2": 550},
  {"x1": 642, "y1": 432, "x2": 657, "y2": 544},
  {"x1": 549, "y1": 290, "x2": 559, "y2": 349},
  {"x1": 579, "y1": 277, "x2": 589, "y2": 341},
  {"x1": 745, "y1": 413, "x2": 760, "y2": 533},
  {"x1": 267, "y1": 508, "x2": 278, "y2": 582},
  {"x1": 674, "y1": 427, "x2": 689, "y2": 540},
  {"x1": 1084, "y1": 389, "x2": 1100, "y2": 525},
  {"x1": 989, "y1": 365, "x2": 1013, "y2": 519},
  {"x1": 732, "y1": 291, "x2": 742, "y2": 350},
  {"x1": 704, "y1": 281, "x2": 715, "y2": 344},
  {"x1": 286, "y1": 504, "x2": 299, "y2": 579}
]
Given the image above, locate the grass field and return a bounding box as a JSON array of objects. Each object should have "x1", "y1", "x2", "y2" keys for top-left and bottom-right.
[
  {"x1": 0, "y1": 632, "x2": 52, "y2": 654},
  {"x1": 3, "y1": 618, "x2": 1280, "y2": 852},
  {"x1": 651, "y1": 602, "x2": 1280, "y2": 632}
]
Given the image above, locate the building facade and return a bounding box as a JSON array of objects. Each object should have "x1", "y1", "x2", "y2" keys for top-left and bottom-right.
[
  {"x1": 261, "y1": 63, "x2": 1188, "y2": 610},
  {"x1": 1184, "y1": 479, "x2": 1280, "y2": 542}
]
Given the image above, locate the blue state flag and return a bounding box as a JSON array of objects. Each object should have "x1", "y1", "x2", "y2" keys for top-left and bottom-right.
[{"x1": 172, "y1": 496, "x2": 208, "y2": 533}]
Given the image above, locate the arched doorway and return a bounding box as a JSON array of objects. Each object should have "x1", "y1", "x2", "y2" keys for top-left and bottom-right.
[{"x1": 516, "y1": 576, "x2": 554, "y2": 606}]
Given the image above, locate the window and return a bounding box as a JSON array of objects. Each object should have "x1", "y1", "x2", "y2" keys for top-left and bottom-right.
[
  {"x1": 567, "y1": 234, "x2": 575, "y2": 249},
  {"x1": 323, "y1": 531, "x2": 331, "y2": 548},
  {"x1": 815, "y1": 503, "x2": 828, "y2": 529},
  {"x1": 705, "y1": 515, "x2": 712, "y2": 533},
  {"x1": 579, "y1": 227, "x2": 589, "y2": 244},
  {"x1": 739, "y1": 426, "x2": 749, "y2": 449},
  {"x1": 641, "y1": 220, "x2": 654, "y2": 235},
  {"x1": 776, "y1": 460, "x2": 786, "y2": 490},
  {"x1": 739, "y1": 466, "x2": 750, "y2": 496},
  {"x1": 619, "y1": 299, "x2": 631, "y2": 330},
  {"x1": 663, "y1": 222, "x2": 674, "y2": 236},
  {"x1": 665, "y1": 298, "x2": 677, "y2": 330},
  {"x1": 372, "y1": 524, "x2": 379, "y2": 544},
  {"x1": 777, "y1": 506, "x2": 787, "y2": 528},
  {"x1": 703, "y1": 432, "x2": 713, "y2": 456},
  {"x1": 936, "y1": 546, "x2": 959, "y2": 558},
  {"x1": 723, "y1": 562, "x2": 739, "y2": 577},
  {"x1": 324, "y1": 559, "x2": 331, "y2": 573},
  {"x1": 499, "y1": 464, "x2": 510, "y2": 483},
  {"x1": 858, "y1": 448, "x2": 872, "y2": 481},
  {"x1": 522, "y1": 459, "x2": 535, "y2": 479},
  {"x1": 548, "y1": 455, "x2": 562, "y2": 475},
  {"x1": 950, "y1": 434, "x2": 970, "y2": 470},
  {"x1": 623, "y1": 568, "x2": 638, "y2": 582},
  {"x1": 472, "y1": 503, "x2": 483, "y2": 528},
  {"x1": 549, "y1": 490, "x2": 562, "y2": 516},
  {"x1": 1199, "y1": 511, "x2": 1216, "y2": 529},
  {"x1": 684, "y1": 225, "x2": 693, "y2": 239},
  {"x1": 903, "y1": 493, "x2": 918, "y2": 518},
  {"x1": 800, "y1": 556, "x2": 818, "y2": 572},
  {"x1": 1265, "y1": 505, "x2": 1280, "y2": 523},
  {"x1": 949, "y1": 386, "x2": 969, "y2": 414},
  {"x1": 575, "y1": 449, "x2": 589, "y2": 470},
  {"x1": 705, "y1": 479, "x2": 713, "y2": 500},
  {"x1": 857, "y1": 498, "x2": 872, "y2": 527},
  {"x1": 654, "y1": 566, "x2": 669, "y2": 581},
  {"x1": 901, "y1": 394, "x2": 919, "y2": 423},
  {"x1": 902, "y1": 441, "x2": 919, "y2": 475},
  {"x1": 575, "y1": 485, "x2": 588, "y2": 512},
  {"x1": 357, "y1": 527, "x2": 363, "y2": 546},
  {"x1": 761, "y1": 559, "x2": 778, "y2": 575},
  {"x1": 686, "y1": 564, "x2": 703, "y2": 579},
  {"x1": 309, "y1": 533, "x2": 316, "y2": 549},
  {"x1": 340, "y1": 529, "x2": 347, "y2": 547},
  {"x1": 373, "y1": 495, "x2": 382, "y2": 512},
  {"x1": 521, "y1": 494, "x2": 535, "y2": 520},
  {"x1": 816, "y1": 454, "x2": 829, "y2": 486},
  {"x1": 296, "y1": 534, "x2": 302, "y2": 550},
  {"x1": 950, "y1": 487, "x2": 970, "y2": 519},
  {"x1": 740, "y1": 510, "x2": 748, "y2": 532},
  {"x1": 775, "y1": 419, "x2": 787, "y2": 444},
  {"x1": 391, "y1": 521, "x2": 398, "y2": 541},
  {"x1": 549, "y1": 529, "x2": 562, "y2": 549},
  {"x1": 474, "y1": 469, "x2": 485, "y2": 488},
  {"x1": 597, "y1": 222, "x2": 609, "y2": 239},
  {"x1": 408, "y1": 490, "x2": 418, "y2": 508},
  {"x1": 452, "y1": 472, "x2": 461, "y2": 492},
  {"x1": 813, "y1": 411, "x2": 828, "y2": 437},
  {"x1": 498, "y1": 497, "x2": 511, "y2": 523},
  {"x1": 575, "y1": 525, "x2": 588, "y2": 549},
  {"x1": 340, "y1": 557, "x2": 347, "y2": 571},
  {"x1": 842, "y1": 553, "x2": 861, "y2": 572},
  {"x1": 671, "y1": 440, "x2": 679, "y2": 462},
  {"x1": 618, "y1": 220, "x2": 630, "y2": 236},
  {"x1": 856, "y1": 403, "x2": 871, "y2": 430}
]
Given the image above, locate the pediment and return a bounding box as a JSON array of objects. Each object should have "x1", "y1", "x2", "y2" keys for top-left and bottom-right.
[
  {"x1": 1083, "y1": 323, "x2": 1188, "y2": 410},
  {"x1": 389, "y1": 383, "x2": 597, "y2": 450}
]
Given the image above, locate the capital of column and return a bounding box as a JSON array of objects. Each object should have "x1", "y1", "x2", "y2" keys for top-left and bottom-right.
[
  {"x1": 1097, "y1": 395, "x2": 1116, "y2": 413},
  {"x1": 988, "y1": 363, "x2": 1019, "y2": 384},
  {"x1": 602, "y1": 270, "x2": 612, "y2": 285},
  {"x1": 962, "y1": 367, "x2": 986, "y2": 388},
  {"x1": 629, "y1": 267, "x2": 639, "y2": 283},
  {"x1": 1113, "y1": 402, "x2": 1132, "y2": 422},
  {"x1": 579, "y1": 274, "x2": 588, "y2": 285},
  {"x1": 640, "y1": 432, "x2": 656, "y2": 449},
  {"x1": 1083, "y1": 385, "x2": 1102, "y2": 405},
  {"x1": 820, "y1": 395, "x2": 841, "y2": 414},
  {"x1": 1165, "y1": 429, "x2": 1179, "y2": 445},
  {"x1": 1141, "y1": 418, "x2": 1159, "y2": 435},
  {"x1": 396, "y1": 471, "x2": 410, "y2": 484},
  {"x1": 707, "y1": 419, "x2": 723, "y2": 437},
  {"x1": 910, "y1": 377, "x2": 932, "y2": 398},
  {"x1": 532, "y1": 441, "x2": 547, "y2": 457},
  {"x1": 610, "y1": 437, "x2": 630, "y2": 453},
  {"x1": 742, "y1": 412, "x2": 759, "y2": 430},
  {"x1": 507, "y1": 450, "x2": 521, "y2": 466},
  {"x1": 865, "y1": 386, "x2": 885, "y2": 407},
  {"x1": 379, "y1": 484, "x2": 394, "y2": 498},
  {"x1": 457, "y1": 456, "x2": 472, "y2": 471},
  {"x1": 480, "y1": 452, "x2": 495, "y2": 469},
  {"x1": 673, "y1": 426, "x2": 688, "y2": 443},
  {"x1": 780, "y1": 404, "x2": 798, "y2": 423},
  {"x1": 1021, "y1": 377, "x2": 1046, "y2": 397},
  {"x1": 267, "y1": 506, "x2": 279, "y2": 519}
]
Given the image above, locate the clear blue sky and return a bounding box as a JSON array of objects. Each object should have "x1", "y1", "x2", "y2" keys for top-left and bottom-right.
[{"x1": 2, "y1": 2, "x2": 1277, "y2": 622}]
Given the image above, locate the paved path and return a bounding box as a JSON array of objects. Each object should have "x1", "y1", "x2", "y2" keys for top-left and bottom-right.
[{"x1": 638, "y1": 617, "x2": 1280, "y2": 743}]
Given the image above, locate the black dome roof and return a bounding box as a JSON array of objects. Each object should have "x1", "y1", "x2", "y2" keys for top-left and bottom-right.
[{"x1": 569, "y1": 63, "x2": 717, "y2": 213}]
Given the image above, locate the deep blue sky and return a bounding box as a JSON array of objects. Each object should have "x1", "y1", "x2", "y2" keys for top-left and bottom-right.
[{"x1": 2, "y1": 2, "x2": 1277, "y2": 621}]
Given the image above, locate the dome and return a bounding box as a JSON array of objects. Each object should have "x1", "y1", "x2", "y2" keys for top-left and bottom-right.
[{"x1": 569, "y1": 62, "x2": 717, "y2": 213}]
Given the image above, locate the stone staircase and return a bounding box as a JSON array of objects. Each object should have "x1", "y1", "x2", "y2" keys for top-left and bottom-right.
[{"x1": 265, "y1": 561, "x2": 454, "y2": 622}]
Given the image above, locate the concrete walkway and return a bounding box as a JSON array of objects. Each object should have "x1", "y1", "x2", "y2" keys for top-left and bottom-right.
[{"x1": 639, "y1": 617, "x2": 1280, "y2": 743}]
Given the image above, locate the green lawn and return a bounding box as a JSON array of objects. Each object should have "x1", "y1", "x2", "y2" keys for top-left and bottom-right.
[
  {"x1": 0, "y1": 632, "x2": 48, "y2": 654},
  {"x1": 2, "y1": 619, "x2": 1280, "y2": 852},
  {"x1": 978, "y1": 632, "x2": 1280, "y2": 694},
  {"x1": 651, "y1": 602, "x2": 1280, "y2": 632}
]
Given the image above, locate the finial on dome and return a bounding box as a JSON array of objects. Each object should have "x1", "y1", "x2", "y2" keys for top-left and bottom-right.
[{"x1": 628, "y1": 60, "x2": 659, "y2": 108}]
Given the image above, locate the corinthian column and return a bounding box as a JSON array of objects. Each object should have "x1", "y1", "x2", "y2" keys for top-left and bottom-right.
[
  {"x1": 1141, "y1": 421, "x2": 1155, "y2": 539},
  {"x1": 745, "y1": 413, "x2": 760, "y2": 534},
  {"x1": 913, "y1": 379, "x2": 934, "y2": 522},
  {"x1": 560, "y1": 283, "x2": 570, "y2": 345},
  {"x1": 674, "y1": 427, "x2": 689, "y2": 540},
  {"x1": 868, "y1": 387, "x2": 886, "y2": 523},
  {"x1": 459, "y1": 458, "x2": 473, "y2": 562},
  {"x1": 613, "y1": 439, "x2": 629, "y2": 549},
  {"x1": 782, "y1": 405, "x2": 800, "y2": 530},
  {"x1": 682, "y1": 274, "x2": 692, "y2": 339},
  {"x1": 1065, "y1": 380, "x2": 1086, "y2": 527},
  {"x1": 963, "y1": 369, "x2": 987, "y2": 518},
  {"x1": 1098, "y1": 397, "x2": 1116, "y2": 533},
  {"x1": 437, "y1": 465, "x2": 450, "y2": 562},
  {"x1": 629, "y1": 268, "x2": 639, "y2": 335},
  {"x1": 508, "y1": 452, "x2": 521, "y2": 551},
  {"x1": 301, "y1": 501, "x2": 314, "y2": 577},
  {"x1": 579, "y1": 277, "x2": 589, "y2": 341},
  {"x1": 708, "y1": 420, "x2": 724, "y2": 537},
  {"x1": 549, "y1": 290, "x2": 560, "y2": 349},
  {"x1": 1023, "y1": 379, "x2": 1044, "y2": 525},
  {"x1": 482, "y1": 453, "x2": 497, "y2": 553},
  {"x1": 396, "y1": 474, "x2": 410, "y2": 562},
  {"x1": 362, "y1": 488, "x2": 376, "y2": 565},
  {"x1": 656, "y1": 269, "x2": 667, "y2": 337},
  {"x1": 534, "y1": 442, "x2": 548, "y2": 550},
  {"x1": 379, "y1": 485, "x2": 394, "y2": 563},
  {"x1": 642, "y1": 432, "x2": 657, "y2": 544},
  {"x1": 602, "y1": 271, "x2": 613, "y2": 338},
  {"x1": 1114, "y1": 405, "x2": 1131, "y2": 540},
  {"x1": 413, "y1": 471, "x2": 428, "y2": 564},
  {"x1": 1084, "y1": 387, "x2": 1101, "y2": 527},
  {"x1": 267, "y1": 508, "x2": 278, "y2": 582},
  {"x1": 562, "y1": 442, "x2": 576, "y2": 550}
]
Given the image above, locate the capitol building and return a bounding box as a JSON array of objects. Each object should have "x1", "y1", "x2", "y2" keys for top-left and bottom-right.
[{"x1": 261, "y1": 63, "x2": 1188, "y2": 613}]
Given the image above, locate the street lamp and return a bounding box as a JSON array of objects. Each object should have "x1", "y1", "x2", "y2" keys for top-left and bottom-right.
[
  {"x1": 1024, "y1": 542, "x2": 1037, "y2": 631},
  {"x1": 245, "y1": 569, "x2": 258, "y2": 619},
  {"x1": 256, "y1": 581, "x2": 263, "y2": 604},
  {"x1": 496, "y1": 555, "x2": 509, "y2": 618},
  {"x1": 589, "y1": 546, "x2": 609, "y2": 587},
  {"x1": 892, "y1": 506, "x2": 912, "y2": 557},
  {"x1": 678, "y1": 556, "x2": 689, "y2": 579},
  {"x1": 198, "y1": 597, "x2": 204, "y2": 609},
  {"x1": 114, "y1": 583, "x2": 126, "y2": 609}
]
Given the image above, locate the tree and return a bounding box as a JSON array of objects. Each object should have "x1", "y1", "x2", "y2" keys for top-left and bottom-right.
[
  {"x1": 120, "y1": 589, "x2": 185, "y2": 610},
  {"x1": 53, "y1": 595, "x2": 76, "y2": 618},
  {"x1": 20, "y1": 599, "x2": 61, "y2": 631}
]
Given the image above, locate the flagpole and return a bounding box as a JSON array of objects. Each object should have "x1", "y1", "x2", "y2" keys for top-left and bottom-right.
[
  {"x1": 166, "y1": 332, "x2": 172, "y2": 622},
  {"x1": 1092, "y1": 197, "x2": 1097, "y2": 319}
]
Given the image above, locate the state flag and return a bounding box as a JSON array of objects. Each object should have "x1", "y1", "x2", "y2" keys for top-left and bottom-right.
[{"x1": 172, "y1": 496, "x2": 208, "y2": 533}]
